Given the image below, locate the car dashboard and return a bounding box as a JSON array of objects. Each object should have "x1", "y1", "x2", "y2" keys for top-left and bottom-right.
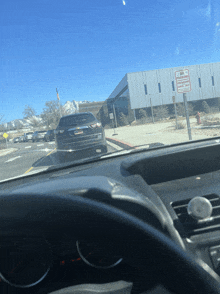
[{"x1": 1, "y1": 138, "x2": 220, "y2": 293}]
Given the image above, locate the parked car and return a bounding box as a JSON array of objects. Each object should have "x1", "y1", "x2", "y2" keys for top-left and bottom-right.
[
  {"x1": 18, "y1": 136, "x2": 24, "y2": 143},
  {"x1": 32, "y1": 130, "x2": 47, "y2": 142},
  {"x1": 23, "y1": 132, "x2": 34, "y2": 142},
  {"x1": 44, "y1": 129, "x2": 55, "y2": 142},
  {"x1": 13, "y1": 137, "x2": 19, "y2": 143},
  {"x1": 55, "y1": 112, "x2": 107, "y2": 160}
]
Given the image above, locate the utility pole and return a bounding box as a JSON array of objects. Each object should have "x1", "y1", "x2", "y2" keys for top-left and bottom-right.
[
  {"x1": 183, "y1": 93, "x2": 192, "y2": 140},
  {"x1": 113, "y1": 104, "x2": 118, "y2": 128},
  {"x1": 56, "y1": 88, "x2": 62, "y2": 118},
  {"x1": 172, "y1": 96, "x2": 178, "y2": 129}
]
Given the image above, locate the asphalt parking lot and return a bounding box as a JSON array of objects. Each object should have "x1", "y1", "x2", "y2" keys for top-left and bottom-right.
[{"x1": 0, "y1": 140, "x2": 118, "y2": 182}]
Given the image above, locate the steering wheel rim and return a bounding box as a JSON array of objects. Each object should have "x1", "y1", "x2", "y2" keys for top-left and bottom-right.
[
  {"x1": 0, "y1": 193, "x2": 220, "y2": 294},
  {"x1": 75, "y1": 197, "x2": 220, "y2": 294}
]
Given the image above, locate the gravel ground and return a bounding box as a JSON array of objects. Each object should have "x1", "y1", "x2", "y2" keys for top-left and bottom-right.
[{"x1": 105, "y1": 116, "x2": 220, "y2": 147}]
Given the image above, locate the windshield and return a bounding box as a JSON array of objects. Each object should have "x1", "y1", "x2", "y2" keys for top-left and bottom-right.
[{"x1": 1, "y1": 0, "x2": 219, "y2": 181}]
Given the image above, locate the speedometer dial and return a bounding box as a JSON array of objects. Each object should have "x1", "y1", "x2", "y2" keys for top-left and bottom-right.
[
  {"x1": 76, "y1": 240, "x2": 122, "y2": 269},
  {"x1": 0, "y1": 238, "x2": 52, "y2": 288}
]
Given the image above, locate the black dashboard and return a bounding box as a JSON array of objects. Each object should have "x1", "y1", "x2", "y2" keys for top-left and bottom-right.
[{"x1": 1, "y1": 137, "x2": 220, "y2": 293}]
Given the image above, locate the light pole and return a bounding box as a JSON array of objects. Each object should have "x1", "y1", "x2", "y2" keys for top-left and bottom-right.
[
  {"x1": 113, "y1": 104, "x2": 117, "y2": 128},
  {"x1": 56, "y1": 88, "x2": 62, "y2": 118}
]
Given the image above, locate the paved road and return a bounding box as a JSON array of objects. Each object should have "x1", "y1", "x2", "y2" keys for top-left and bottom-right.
[{"x1": 0, "y1": 140, "x2": 117, "y2": 182}]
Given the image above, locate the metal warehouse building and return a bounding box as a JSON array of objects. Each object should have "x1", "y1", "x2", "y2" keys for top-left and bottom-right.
[{"x1": 107, "y1": 62, "x2": 220, "y2": 116}]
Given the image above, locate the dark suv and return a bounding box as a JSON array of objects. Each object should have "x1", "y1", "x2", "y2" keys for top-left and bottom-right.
[{"x1": 55, "y1": 112, "x2": 107, "y2": 159}]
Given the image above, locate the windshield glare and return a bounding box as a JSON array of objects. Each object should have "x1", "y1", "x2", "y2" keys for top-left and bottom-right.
[
  {"x1": 59, "y1": 113, "x2": 96, "y2": 127},
  {"x1": 1, "y1": 0, "x2": 220, "y2": 181}
]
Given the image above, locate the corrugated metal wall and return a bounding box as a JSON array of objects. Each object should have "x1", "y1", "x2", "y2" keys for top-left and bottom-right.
[{"x1": 109, "y1": 62, "x2": 220, "y2": 109}]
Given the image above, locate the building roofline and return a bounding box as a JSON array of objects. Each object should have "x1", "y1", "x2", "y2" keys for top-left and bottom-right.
[{"x1": 126, "y1": 61, "x2": 220, "y2": 75}]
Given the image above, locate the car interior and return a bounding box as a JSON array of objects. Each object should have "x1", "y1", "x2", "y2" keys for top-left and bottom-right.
[{"x1": 1, "y1": 137, "x2": 220, "y2": 294}]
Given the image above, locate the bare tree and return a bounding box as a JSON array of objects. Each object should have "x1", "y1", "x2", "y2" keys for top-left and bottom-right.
[
  {"x1": 0, "y1": 115, "x2": 6, "y2": 133},
  {"x1": 29, "y1": 116, "x2": 43, "y2": 128},
  {"x1": 23, "y1": 105, "x2": 36, "y2": 119},
  {"x1": 41, "y1": 100, "x2": 61, "y2": 128}
]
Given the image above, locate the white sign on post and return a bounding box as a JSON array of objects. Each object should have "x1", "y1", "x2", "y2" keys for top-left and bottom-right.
[
  {"x1": 175, "y1": 69, "x2": 191, "y2": 93},
  {"x1": 109, "y1": 113, "x2": 114, "y2": 120},
  {"x1": 175, "y1": 69, "x2": 192, "y2": 140}
]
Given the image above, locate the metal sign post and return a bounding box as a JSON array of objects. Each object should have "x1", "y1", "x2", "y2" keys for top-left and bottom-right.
[
  {"x1": 172, "y1": 96, "x2": 178, "y2": 129},
  {"x1": 175, "y1": 69, "x2": 192, "y2": 140},
  {"x1": 150, "y1": 98, "x2": 154, "y2": 123},
  {"x1": 183, "y1": 93, "x2": 192, "y2": 140},
  {"x1": 3, "y1": 133, "x2": 8, "y2": 149},
  {"x1": 109, "y1": 112, "x2": 117, "y2": 135},
  {"x1": 113, "y1": 104, "x2": 118, "y2": 128}
]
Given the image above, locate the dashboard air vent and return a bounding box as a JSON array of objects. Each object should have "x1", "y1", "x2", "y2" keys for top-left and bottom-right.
[{"x1": 172, "y1": 194, "x2": 220, "y2": 237}]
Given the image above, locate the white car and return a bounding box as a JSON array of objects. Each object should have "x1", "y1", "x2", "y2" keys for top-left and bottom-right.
[
  {"x1": 23, "y1": 132, "x2": 34, "y2": 142},
  {"x1": 32, "y1": 130, "x2": 47, "y2": 142}
]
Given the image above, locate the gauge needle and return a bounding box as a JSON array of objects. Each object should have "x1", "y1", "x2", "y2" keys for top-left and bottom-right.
[{"x1": 9, "y1": 261, "x2": 23, "y2": 273}]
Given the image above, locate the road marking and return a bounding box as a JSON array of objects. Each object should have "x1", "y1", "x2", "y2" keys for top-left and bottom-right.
[
  {"x1": 37, "y1": 144, "x2": 44, "y2": 146},
  {"x1": 47, "y1": 148, "x2": 56, "y2": 156},
  {"x1": 106, "y1": 141, "x2": 123, "y2": 150},
  {"x1": 0, "y1": 148, "x2": 17, "y2": 157},
  {"x1": 48, "y1": 142, "x2": 55, "y2": 145},
  {"x1": 25, "y1": 167, "x2": 33, "y2": 174},
  {"x1": 5, "y1": 156, "x2": 22, "y2": 163},
  {"x1": 24, "y1": 148, "x2": 56, "y2": 174},
  {"x1": 25, "y1": 146, "x2": 32, "y2": 149}
]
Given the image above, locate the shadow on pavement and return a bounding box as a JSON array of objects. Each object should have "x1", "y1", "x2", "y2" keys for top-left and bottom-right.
[{"x1": 32, "y1": 153, "x2": 56, "y2": 167}]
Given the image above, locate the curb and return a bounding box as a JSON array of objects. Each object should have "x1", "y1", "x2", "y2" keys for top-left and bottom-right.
[
  {"x1": 106, "y1": 137, "x2": 137, "y2": 150},
  {"x1": 106, "y1": 138, "x2": 165, "y2": 150}
]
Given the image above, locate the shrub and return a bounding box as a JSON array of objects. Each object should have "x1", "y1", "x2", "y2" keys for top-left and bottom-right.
[
  {"x1": 202, "y1": 115, "x2": 220, "y2": 126},
  {"x1": 176, "y1": 102, "x2": 194, "y2": 117},
  {"x1": 154, "y1": 105, "x2": 169, "y2": 120},
  {"x1": 119, "y1": 112, "x2": 129, "y2": 126},
  {"x1": 210, "y1": 107, "x2": 219, "y2": 114},
  {"x1": 175, "y1": 122, "x2": 185, "y2": 129},
  {"x1": 137, "y1": 109, "x2": 148, "y2": 124},
  {"x1": 104, "y1": 124, "x2": 112, "y2": 129},
  {"x1": 202, "y1": 101, "x2": 210, "y2": 114},
  {"x1": 139, "y1": 109, "x2": 147, "y2": 119},
  {"x1": 127, "y1": 108, "x2": 135, "y2": 124}
]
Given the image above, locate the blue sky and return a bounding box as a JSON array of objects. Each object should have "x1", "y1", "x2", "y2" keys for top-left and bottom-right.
[{"x1": 1, "y1": 0, "x2": 220, "y2": 121}]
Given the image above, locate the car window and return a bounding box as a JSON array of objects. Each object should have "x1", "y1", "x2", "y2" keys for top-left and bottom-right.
[{"x1": 59, "y1": 113, "x2": 96, "y2": 127}]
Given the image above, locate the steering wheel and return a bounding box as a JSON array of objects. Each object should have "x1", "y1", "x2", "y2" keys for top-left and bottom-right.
[{"x1": 0, "y1": 193, "x2": 220, "y2": 294}]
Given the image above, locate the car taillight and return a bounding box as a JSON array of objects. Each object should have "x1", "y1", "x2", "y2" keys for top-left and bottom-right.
[{"x1": 90, "y1": 123, "x2": 102, "y2": 128}]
